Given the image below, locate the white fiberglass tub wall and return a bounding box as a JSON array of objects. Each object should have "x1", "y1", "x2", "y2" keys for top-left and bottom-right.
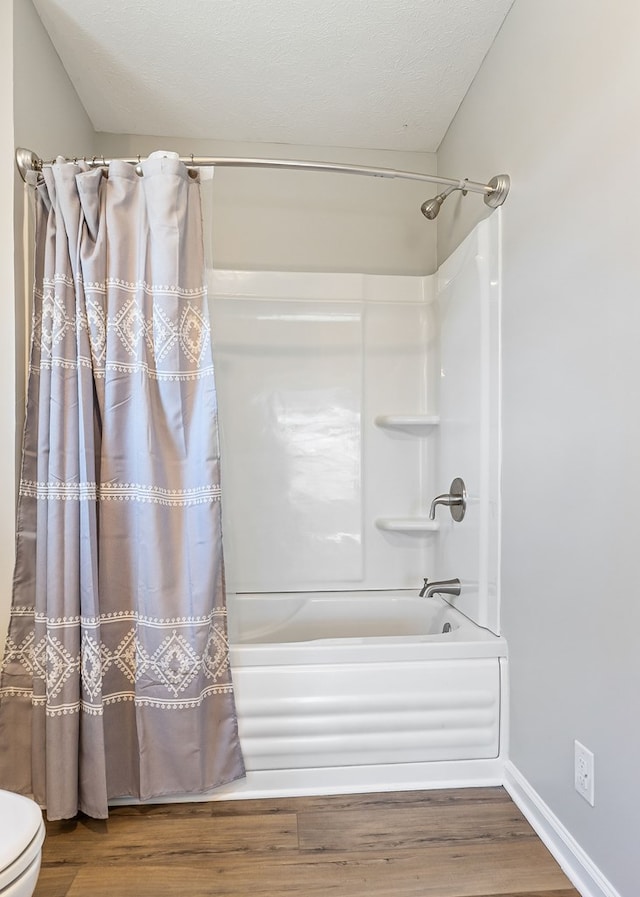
[
  {"x1": 208, "y1": 214, "x2": 500, "y2": 627},
  {"x1": 209, "y1": 270, "x2": 440, "y2": 593},
  {"x1": 434, "y1": 213, "x2": 501, "y2": 632}
]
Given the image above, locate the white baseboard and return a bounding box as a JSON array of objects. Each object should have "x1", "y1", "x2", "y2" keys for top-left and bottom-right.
[{"x1": 504, "y1": 761, "x2": 623, "y2": 897}]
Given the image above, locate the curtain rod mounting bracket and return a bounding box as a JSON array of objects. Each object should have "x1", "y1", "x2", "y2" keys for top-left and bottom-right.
[
  {"x1": 484, "y1": 174, "x2": 510, "y2": 209},
  {"x1": 16, "y1": 147, "x2": 43, "y2": 181}
]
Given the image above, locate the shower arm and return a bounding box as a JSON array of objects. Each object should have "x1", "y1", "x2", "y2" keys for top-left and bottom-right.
[{"x1": 15, "y1": 147, "x2": 510, "y2": 210}]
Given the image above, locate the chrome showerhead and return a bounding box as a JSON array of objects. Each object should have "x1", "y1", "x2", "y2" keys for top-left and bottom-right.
[{"x1": 420, "y1": 185, "x2": 458, "y2": 220}]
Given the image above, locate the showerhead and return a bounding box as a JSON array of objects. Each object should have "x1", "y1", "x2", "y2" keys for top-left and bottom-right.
[
  {"x1": 420, "y1": 185, "x2": 458, "y2": 220},
  {"x1": 420, "y1": 195, "x2": 445, "y2": 220}
]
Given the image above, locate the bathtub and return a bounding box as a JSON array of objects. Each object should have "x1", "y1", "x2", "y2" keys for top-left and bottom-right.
[{"x1": 217, "y1": 590, "x2": 509, "y2": 800}]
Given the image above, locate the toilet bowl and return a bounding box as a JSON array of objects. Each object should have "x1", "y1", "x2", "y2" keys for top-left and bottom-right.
[{"x1": 0, "y1": 791, "x2": 45, "y2": 897}]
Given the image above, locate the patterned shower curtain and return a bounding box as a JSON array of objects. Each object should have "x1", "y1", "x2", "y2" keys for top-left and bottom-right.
[{"x1": 0, "y1": 153, "x2": 245, "y2": 820}]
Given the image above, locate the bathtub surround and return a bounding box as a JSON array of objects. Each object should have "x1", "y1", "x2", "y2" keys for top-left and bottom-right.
[
  {"x1": 209, "y1": 268, "x2": 437, "y2": 593},
  {"x1": 208, "y1": 216, "x2": 500, "y2": 628},
  {"x1": 0, "y1": 153, "x2": 244, "y2": 819},
  {"x1": 434, "y1": 215, "x2": 501, "y2": 633}
]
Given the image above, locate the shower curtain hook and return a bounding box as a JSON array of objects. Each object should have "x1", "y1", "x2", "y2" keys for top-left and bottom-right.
[{"x1": 187, "y1": 154, "x2": 199, "y2": 179}]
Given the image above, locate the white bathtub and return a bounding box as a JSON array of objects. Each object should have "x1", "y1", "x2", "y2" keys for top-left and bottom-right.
[{"x1": 220, "y1": 590, "x2": 509, "y2": 800}]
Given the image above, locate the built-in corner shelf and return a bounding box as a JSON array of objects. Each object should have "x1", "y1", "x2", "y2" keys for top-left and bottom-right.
[
  {"x1": 375, "y1": 518, "x2": 440, "y2": 533},
  {"x1": 374, "y1": 414, "x2": 440, "y2": 430}
]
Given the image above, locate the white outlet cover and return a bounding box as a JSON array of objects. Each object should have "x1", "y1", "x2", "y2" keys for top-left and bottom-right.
[{"x1": 574, "y1": 740, "x2": 595, "y2": 806}]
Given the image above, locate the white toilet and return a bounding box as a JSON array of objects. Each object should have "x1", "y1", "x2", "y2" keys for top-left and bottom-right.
[{"x1": 0, "y1": 790, "x2": 45, "y2": 897}]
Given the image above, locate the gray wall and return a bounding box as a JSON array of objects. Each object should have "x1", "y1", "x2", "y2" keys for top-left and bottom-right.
[
  {"x1": 98, "y1": 133, "x2": 438, "y2": 276},
  {"x1": 438, "y1": 1, "x2": 640, "y2": 894},
  {"x1": 13, "y1": 0, "x2": 95, "y2": 160}
]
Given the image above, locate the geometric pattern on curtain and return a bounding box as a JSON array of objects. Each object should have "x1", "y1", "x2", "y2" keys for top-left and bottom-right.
[{"x1": 0, "y1": 153, "x2": 245, "y2": 819}]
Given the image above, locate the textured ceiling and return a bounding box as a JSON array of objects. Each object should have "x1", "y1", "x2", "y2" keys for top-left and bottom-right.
[{"x1": 33, "y1": 0, "x2": 514, "y2": 153}]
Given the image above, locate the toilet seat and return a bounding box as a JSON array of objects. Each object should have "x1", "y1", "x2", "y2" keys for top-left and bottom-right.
[{"x1": 0, "y1": 791, "x2": 45, "y2": 893}]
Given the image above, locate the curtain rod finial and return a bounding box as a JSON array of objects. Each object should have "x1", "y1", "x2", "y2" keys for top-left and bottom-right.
[
  {"x1": 484, "y1": 174, "x2": 510, "y2": 209},
  {"x1": 16, "y1": 148, "x2": 42, "y2": 182}
]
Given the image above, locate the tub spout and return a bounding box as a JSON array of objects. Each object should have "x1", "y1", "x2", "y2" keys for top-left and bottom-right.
[{"x1": 419, "y1": 578, "x2": 461, "y2": 599}]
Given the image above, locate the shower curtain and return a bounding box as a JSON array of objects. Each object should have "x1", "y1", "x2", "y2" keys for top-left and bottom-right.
[{"x1": 0, "y1": 153, "x2": 245, "y2": 820}]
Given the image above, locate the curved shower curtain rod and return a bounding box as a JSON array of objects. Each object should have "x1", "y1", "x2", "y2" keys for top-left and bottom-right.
[{"x1": 15, "y1": 147, "x2": 510, "y2": 217}]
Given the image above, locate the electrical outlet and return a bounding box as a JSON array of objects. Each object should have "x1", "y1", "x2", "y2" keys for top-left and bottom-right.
[{"x1": 574, "y1": 740, "x2": 595, "y2": 806}]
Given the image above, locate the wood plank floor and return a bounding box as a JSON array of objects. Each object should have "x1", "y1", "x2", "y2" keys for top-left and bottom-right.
[{"x1": 34, "y1": 787, "x2": 581, "y2": 897}]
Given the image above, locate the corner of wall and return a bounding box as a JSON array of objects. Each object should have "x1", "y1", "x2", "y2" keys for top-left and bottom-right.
[
  {"x1": 504, "y1": 763, "x2": 624, "y2": 897},
  {"x1": 14, "y1": 0, "x2": 96, "y2": 158}
]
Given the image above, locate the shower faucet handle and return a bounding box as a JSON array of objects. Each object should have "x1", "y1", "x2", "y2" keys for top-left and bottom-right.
[{"x1": 428, "y1": 477, "x2": 467, "y2": 522}]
